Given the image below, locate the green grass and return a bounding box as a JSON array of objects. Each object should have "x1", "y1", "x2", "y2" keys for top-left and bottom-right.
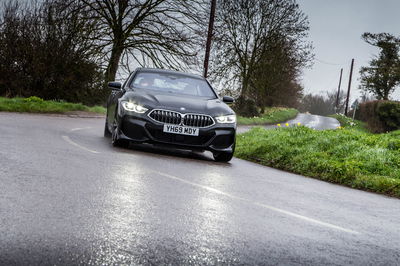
[
  {"x1": 237, "y1": 107, "x2": 298, "y2": 125},
  {"x1": 235, "y1": 126, "x2": 400, "y2": 198},
  {"x1": 330, "y1": 114, "x2": 368, "y2": 132},
  {"x1": 0, "y1": 96, "x2": 106, "y2": 114}
]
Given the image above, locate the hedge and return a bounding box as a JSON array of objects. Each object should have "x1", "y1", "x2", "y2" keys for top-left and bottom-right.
[{"x1": 358, "y1": 100, "x2": 400, "y2": 133}]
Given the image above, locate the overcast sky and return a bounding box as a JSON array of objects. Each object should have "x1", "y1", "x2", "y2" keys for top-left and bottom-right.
[{"x1": 298, "y1": 0, "x2": 400, "y2": 102}]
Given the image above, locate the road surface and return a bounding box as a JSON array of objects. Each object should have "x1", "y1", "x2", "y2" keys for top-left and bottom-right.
[
  {"x1": 237, "y1": 113, "x2": 340, "y2": 134},
  {"x1": 1, "y1": 113, "x2": 399, "y2": 265}
]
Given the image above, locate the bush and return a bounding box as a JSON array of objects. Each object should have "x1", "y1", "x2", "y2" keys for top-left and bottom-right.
[
  {"x1": 0, "y1": 1, "x2": 106, "y2": 105},
  {"x1": 232, "y1": 97, "x2": 260, "y2": 117},
  {"x1": 23, "y1": 96, "x2": 44, "y2": 103},
  {"x1": 359, "y1": 100, "x2": 400, "y2": 133},
  {"x1": 0, "y1": 96, "x2": 105, "y2": 114},
  {"x1": 359, "y1": 101, "x2": 381, "y2": 132},
  {"x1": 377, "y1": 101, "x2": 400, "y2": 131}
]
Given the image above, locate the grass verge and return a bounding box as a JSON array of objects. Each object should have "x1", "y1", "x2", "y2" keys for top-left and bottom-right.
[
  {"x1": 0, "y1": 96, "x2": 106, "y2": 114},
  {"x1": 235, "y1": 126, "x2": 400, "y2": 198},
  {"x1": 329, "y1": 114, "x2": 368, "y2": 132},
  {"x1": 237, "y1": 107, "x2": 298, "y2": 125}
]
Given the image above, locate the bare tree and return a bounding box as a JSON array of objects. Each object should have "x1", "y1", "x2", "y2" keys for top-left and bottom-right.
[
  {"x1": 211, "y1": 0, "x2": 313, "y2": 114},
  {"x1": 80, "y1": 0, "x2": 205, "y2": 84},
  {"x1": 250, "y1": 34, "x2": 309, "y2": 110}
]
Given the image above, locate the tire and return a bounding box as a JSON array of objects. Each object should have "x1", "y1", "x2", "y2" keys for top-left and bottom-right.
[
  {"x1": 104, "y1": 119, "x2": 112, "y2": 138},
  {"x1": 111, "y1": 125, "x2": 129, "y2": 148},
  {"x1": 213, "y1": 151, "x2": 234, "y2": 162}
]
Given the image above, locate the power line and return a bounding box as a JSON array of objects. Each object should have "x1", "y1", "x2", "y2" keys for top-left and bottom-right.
[{"x1": 315, "y1": 58, "x2": 347, "y2": 66}]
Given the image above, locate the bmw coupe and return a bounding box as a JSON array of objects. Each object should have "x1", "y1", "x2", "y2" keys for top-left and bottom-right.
[{"x1": 104, "y1": 68, "x2": 236, "y2": 162}]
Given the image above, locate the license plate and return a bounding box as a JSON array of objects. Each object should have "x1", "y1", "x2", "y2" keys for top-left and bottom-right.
[{"x1": 163, "y1": 124, "x2": 199, "y2": 136}]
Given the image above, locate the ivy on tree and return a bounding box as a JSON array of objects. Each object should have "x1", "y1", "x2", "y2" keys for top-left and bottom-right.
[{"x1": 359, "y1": 32, "x2": 400, "y2": 100}]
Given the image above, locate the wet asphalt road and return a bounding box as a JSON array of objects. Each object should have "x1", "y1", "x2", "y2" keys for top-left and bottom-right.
[
  {"x1": 1, "y1": 113, "x2": 400, "y2": 265},
  {"x1": 237, "y1": 113, "x2": 341, "y2": 134}
]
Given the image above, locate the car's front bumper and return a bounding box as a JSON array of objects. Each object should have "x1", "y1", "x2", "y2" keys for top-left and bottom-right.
[{"x1": 117, "y1": 113, "x2": 236, "y2": 153}]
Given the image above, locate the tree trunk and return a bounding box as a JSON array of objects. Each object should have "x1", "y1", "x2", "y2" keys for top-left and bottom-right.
[
  {"x1": 383, "y1": 90, "x2": 389, "y2": 100},
  {"x1": 104, "y1": 43, "x2": 124, "y2": 86},
  {"x1": 240, "y1": 71, "x2": 250, "y2": 99}
]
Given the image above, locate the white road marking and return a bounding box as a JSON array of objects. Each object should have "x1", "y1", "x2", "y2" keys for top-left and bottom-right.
[
  {"x1": 70, "y1": 127, "x2": 92, "y2": 132},
  {"x1": 62, "y1": 135, "x2": 100, "y2": 154},
  {"x1": 154, "y1": 171, "x2": 360, "y2": 235}
]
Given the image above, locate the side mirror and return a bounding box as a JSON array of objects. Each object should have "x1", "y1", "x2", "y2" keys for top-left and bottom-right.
[
  {"x1": 222, "y1": 96, "x2": 234, "y2": 104},
  {"x1": 108, "y1": 81, "x2": 122, "y2": 91}
]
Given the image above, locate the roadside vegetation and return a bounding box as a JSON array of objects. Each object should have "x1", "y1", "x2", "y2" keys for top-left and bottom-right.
[
  {"x1": 235, "y1": 120, "x2": 400, "y2": 198},
  {"x1": 0, "y1": 0, "x2": 312, "y2": 114},
  {"x1": 0, "y1": 97, "x2": 105, "y2": 114},
  {"x1": 237, "y1": 107, "x2": 298, "y2": 125},
  {"x1": 330, "y1": 114, "x2": 369, "y2": 132}
]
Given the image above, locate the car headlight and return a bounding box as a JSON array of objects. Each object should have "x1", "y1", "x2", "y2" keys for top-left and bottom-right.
[
  {"x1": 121, "y1": 101, "x2": 148, "y2": 113},
  {"x1": 215, "y1": 114, "x2": 236, "y2": 124}
]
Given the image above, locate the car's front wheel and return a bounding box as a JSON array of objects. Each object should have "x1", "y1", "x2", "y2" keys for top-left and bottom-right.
[{"x1": 111, "y1": 125, "x2": 130, "y2": 148}]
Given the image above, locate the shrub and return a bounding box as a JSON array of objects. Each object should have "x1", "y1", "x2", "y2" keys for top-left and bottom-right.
[
  {"x1": 232, "y1": 97, "x2": 260, "y2": 117},
  {"x1": 359, "y1": 101, "x2": 383, "y2": 132},
  {"x1": 0, "y1": 96, "x2": 105, "y2": 114},
  {"x1": 359, "y1": 100, "x2": 400, "y2": 133},
  {"x1": 23, "y1": 96, "x2": 44, "y2": 103},
  {"x1": 377, "y1": 101, "x2": 400, "y2": 131},
  {"x1": 0, "y1": 1, "x2": 106, "y2": 105}
]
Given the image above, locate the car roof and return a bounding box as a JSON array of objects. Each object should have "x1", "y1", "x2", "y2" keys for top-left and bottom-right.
[{"x1": 135, "y1": 68, "x2": 205, "y2": 80}]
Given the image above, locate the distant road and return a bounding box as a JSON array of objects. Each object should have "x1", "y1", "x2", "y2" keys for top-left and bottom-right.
[
  {"x1": 237, "y1": 113, "x2": 340, "y2": 134},
  {"x1": 1, "y1": 112, "x2": 400, "y2": 265}
]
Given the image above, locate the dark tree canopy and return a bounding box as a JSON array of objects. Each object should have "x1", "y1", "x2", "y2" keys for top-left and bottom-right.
[
  {"x1": 359, "y1": 32, "x2": 400, "y2": 100},
  {"x1": 0, "y1": 0, "x2": 104, "y2": 104}
]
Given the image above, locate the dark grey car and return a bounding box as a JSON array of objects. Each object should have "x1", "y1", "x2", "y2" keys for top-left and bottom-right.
[{"x1": 105, "y1": 68, "x2": 236, "y2": 162}]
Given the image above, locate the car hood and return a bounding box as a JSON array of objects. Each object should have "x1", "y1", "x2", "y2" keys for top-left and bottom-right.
[{"x1": 122, "y1": 90, "x2": 234, "y2": 116}]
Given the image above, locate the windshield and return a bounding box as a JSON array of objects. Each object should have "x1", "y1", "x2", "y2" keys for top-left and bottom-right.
[{"x1": 130, "y1": 72, "x2": 217, "y2": 98}]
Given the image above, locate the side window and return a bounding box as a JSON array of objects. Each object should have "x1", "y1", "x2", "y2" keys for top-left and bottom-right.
[
  {"x1": 123, "y1": 72, "x2": 135, "y2": 89},
  {"x1": 132, "y1": 77, "x2": 142, "y2": 86}
]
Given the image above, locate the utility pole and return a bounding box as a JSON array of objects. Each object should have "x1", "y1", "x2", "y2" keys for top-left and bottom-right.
[
  {"x1": 203, "y1": 0, "x2": 217, "y2": 78},
  {"x1": 344, "y1": 59, "x2": 354, "y2": 116},
  {"x1": 335, "y1": 68, "x2": 343, "y2": 113}
]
